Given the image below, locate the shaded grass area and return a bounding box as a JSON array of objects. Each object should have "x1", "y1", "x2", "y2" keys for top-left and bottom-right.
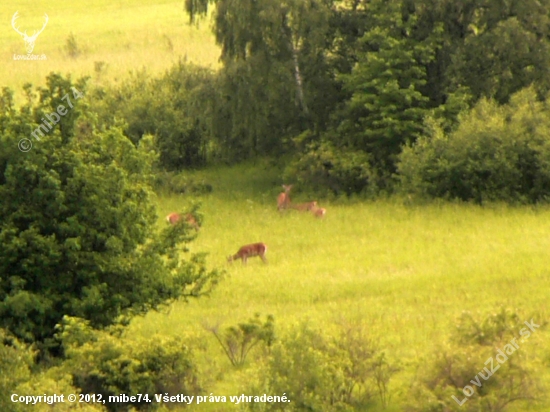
[{"x1": 129, "y1": 161, "x2": 550, "y2": 410}]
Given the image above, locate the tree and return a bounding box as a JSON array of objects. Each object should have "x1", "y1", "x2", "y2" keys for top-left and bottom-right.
[
  {"x1": 184, "y1": 0, "x2": 337, "y2": 157},
  {"x1": 337, "y1": 6, "x2": 437, "y2": 172},
  {"x1": 0, "y1": 74, "x2": 220, "y2": 356},
  {"x1": 398, "y1": 87, "x2": 550, "y2": 203},
  {"x1": 407, "y1": 0, "x2": 550, "y2": 104},
  {"x1": 304, "y1": 0, "x2": 440, "y2": 188},
  {"x1": 89, "y1": 63, "x2": 219, "y2": 170}
]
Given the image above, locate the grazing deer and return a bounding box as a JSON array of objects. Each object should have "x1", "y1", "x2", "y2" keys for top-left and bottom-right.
[
  {"x1": 291, "y1": 201, "x2": 318, "y2": 212},
  {"x1": 277, "y1": 184, "x2": 293, "y2": 211},
  {"x1": 312, "y1": 207, "x2": 326, "y2": 218},
  {"x1": 227, "y1": 243, "x2": 268, "y2": 265},
  {"x1": 166, "y1": 212, "x2": 200, "y2": 231},
  {"x1": 11, "y1": 12, "x2": 49, "y2": 54}
]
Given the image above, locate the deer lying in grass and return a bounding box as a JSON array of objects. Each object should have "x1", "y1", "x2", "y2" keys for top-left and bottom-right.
[
  {"x1": 290, "y1": 201, "x2": 318, "y2": 212},
  {"x1": 312, "y1": 207, "x2": 326, "y2": 218},
  {"x1": 277, "y1": 185, "x2": 323, "y2": 216},
  {"x1": 166, "y1": 212, "x2": 200, "y2": 231},
  {"x1": 227, "y1": 243, "x2": 268, "y2": 265}
]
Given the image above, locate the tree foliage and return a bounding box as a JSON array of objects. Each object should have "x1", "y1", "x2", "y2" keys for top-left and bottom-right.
[
  {"x1": 399, "y1": 88, "x2": 550, "y2": 203},
  {"x1": 284, "y1": 131, "x2": 373, "y2": 196},
  {"x1": 408, "y1": 309, "x2": 543, "y2": 412},
  {"x1": 245, "y1": 323, "x2": 398, "y2": 411},
  {"x1": 185, "y1": 0, "x2": 338, "y2": 157},
  {"x1": 90, "y1": 63, "x2": 218, "y2": 169},
  {"x1": 327, "y1": 0, "x2": 440, "y2": 183},
  {"x1": 181, "y1": 0, "x2": 550, "y2": 195},
  {"x1": 0, "y1": 74, "x2": 220, "y2": 355},
  {"x1": 208, "y1": 313, "x2": 275, "y2": 367},
  {"x1": 57, "y1": 316, "x2": 200, "y2": 412}
]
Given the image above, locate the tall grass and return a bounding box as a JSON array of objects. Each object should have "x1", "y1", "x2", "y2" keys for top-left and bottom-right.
[
  {"x1": 131, "y1": 161, "x2": 550, "y2": 411},
  {"x1": 1, "y1": 0, "x2": 219, "y2": 100}
]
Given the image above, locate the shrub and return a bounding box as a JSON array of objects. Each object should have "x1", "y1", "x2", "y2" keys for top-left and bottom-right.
[
  {"x1": 284, "y1": 132, "x2": 373, "y2": 196},
  {"x1": 207, "y1": 314, "x2": 275, "y2": 367},
  {"x1": 89, "y1": 62, "x2": 218, "y2": 170},
  {"x1": 0, "y1": 75, "x2": 220, "y2": 356},
  {"x1": 407, "y1": 309, "x2": 544, "y2": 412},
  {"x1": 0, "y1": 328, "x2": 104, "y2": 412},
  {"x1": 398, "y1": 87, "x2": 550, "y2": 203},
  {"x1": 0, "y1": 329, "x2": 34, "y2": 412},
  {"x1": 245, "y1": 323, "x2": 397, "y2": 411},
  {"x1": 58, "y1": 316, "x2": 200, "y2": 412},
  {"x1": 65, "y1": 33, "x2": 82, "y2": 59},
  {"x1": 14, "y1": 372, "x2": 106, "y2": 412}
]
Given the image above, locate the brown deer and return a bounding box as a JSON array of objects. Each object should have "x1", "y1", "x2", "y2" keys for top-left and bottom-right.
[
  {"x1": 312, "y1": 207, "x2": 326, "y2": 218},
  {"x1": 166, "y1": 212, "x2": 200, "y2": 231},
  {"x1": 290, "y1": 201, "x2": 318, "y2": 212},
  {"x1": 227, "y1": 243, "x2": 268, "y2": 265},
  {"x1": 277, "y1": 184, "x2": 293, "y2": 211}
]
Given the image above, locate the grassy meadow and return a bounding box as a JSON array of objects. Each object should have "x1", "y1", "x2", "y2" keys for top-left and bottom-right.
[
  {"x1": 128, "y1": 161, "x2": 550, "y2": 411},
  {"x1": 0, "y1": 0, "x2": 219, "y2": 101}
]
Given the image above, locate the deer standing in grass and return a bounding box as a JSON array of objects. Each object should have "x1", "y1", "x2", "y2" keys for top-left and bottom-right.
[
  {"x1": 227, "y1": 243, "x2": 268, "y2": 265},
  {"x1": 166, "y1": 212, "x2": 200, "y2": 231},
  {"x1": 277, "y1": 184, "x2": 293, "y2": 211}
]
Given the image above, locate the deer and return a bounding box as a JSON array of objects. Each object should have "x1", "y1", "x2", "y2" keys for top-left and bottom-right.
[
  {"x1": 166, "y1": 212, "x2": 200, "y2": 231},
  {"x1": 277, "y1": 184, "x2": 293, "y2": 211},
  {"x1": 312, "y1": 207, "x2": 326, "y2": 218},
  {"x1": 11, "y1": 12, "x2": 49, "y2": 55},
  {"x1": 227, "y1": 243, "x2": 268, "y2": 265},
  {"x1": 290, "y1": 201, "x2": 318, "y2": 212}
]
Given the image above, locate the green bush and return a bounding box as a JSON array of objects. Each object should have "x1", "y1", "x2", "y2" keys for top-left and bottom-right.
[
  {"x1": 245, "y1": 323, "x2": 397, "y2": 411},
  {"x1": 64, "y1": 33, "x2": 82, "y2": 59},
  {"x1": 90, "y1": 62, "x2": 218, "y2": 170},
  {"x1": 58, "y1": 316, "x2": 200, "y2": 412},
  {"x1": 14, "y1": 371, "x2": 106, "y2": 412},
  {"x1": 398, "y1": 87, "x2": 550, "y2": 203},
  {"x1": 0, "y1": 329, "x2": 34, "y2": 412},
  {"x1": 285, "y1": 133, "x2": 373, "y2": 196},
  {"x1": 0, "y1": 328, "x2": 104, "y2": 412},
  {"x1": 207, "y1": 313, "x2": 275, "y2": 367},
  {"x1": 407, "y1": 309, "x2": 544, "y2": 412},
  {"x1": 0, "y1": 74, "x2": 220, "y2": 356}
]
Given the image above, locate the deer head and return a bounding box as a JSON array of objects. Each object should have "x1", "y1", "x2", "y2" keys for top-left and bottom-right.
[{"x1": 12, "y1": 12, "x2": 49, "y2": 54}]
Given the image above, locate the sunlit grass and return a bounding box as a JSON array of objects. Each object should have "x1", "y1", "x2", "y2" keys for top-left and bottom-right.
[
  {"x1": 130, "y1": 161, "x2": 550, "y2": 411},
  {"x1": 0, "y1": 0, "x2": 219, "y2": 100}
]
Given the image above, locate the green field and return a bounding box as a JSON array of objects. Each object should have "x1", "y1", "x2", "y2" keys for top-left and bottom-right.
[
  {"x1": 127, "y1": 162, "x2": 550, "y2": 411},
  {"x1": 1, "y1": 0, "x2": 219, "y2": 99}
]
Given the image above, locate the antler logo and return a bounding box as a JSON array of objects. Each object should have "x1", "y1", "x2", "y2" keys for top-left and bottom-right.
[{"x1": 11, "y1": 11, "x2": 49, "y2": 54}]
